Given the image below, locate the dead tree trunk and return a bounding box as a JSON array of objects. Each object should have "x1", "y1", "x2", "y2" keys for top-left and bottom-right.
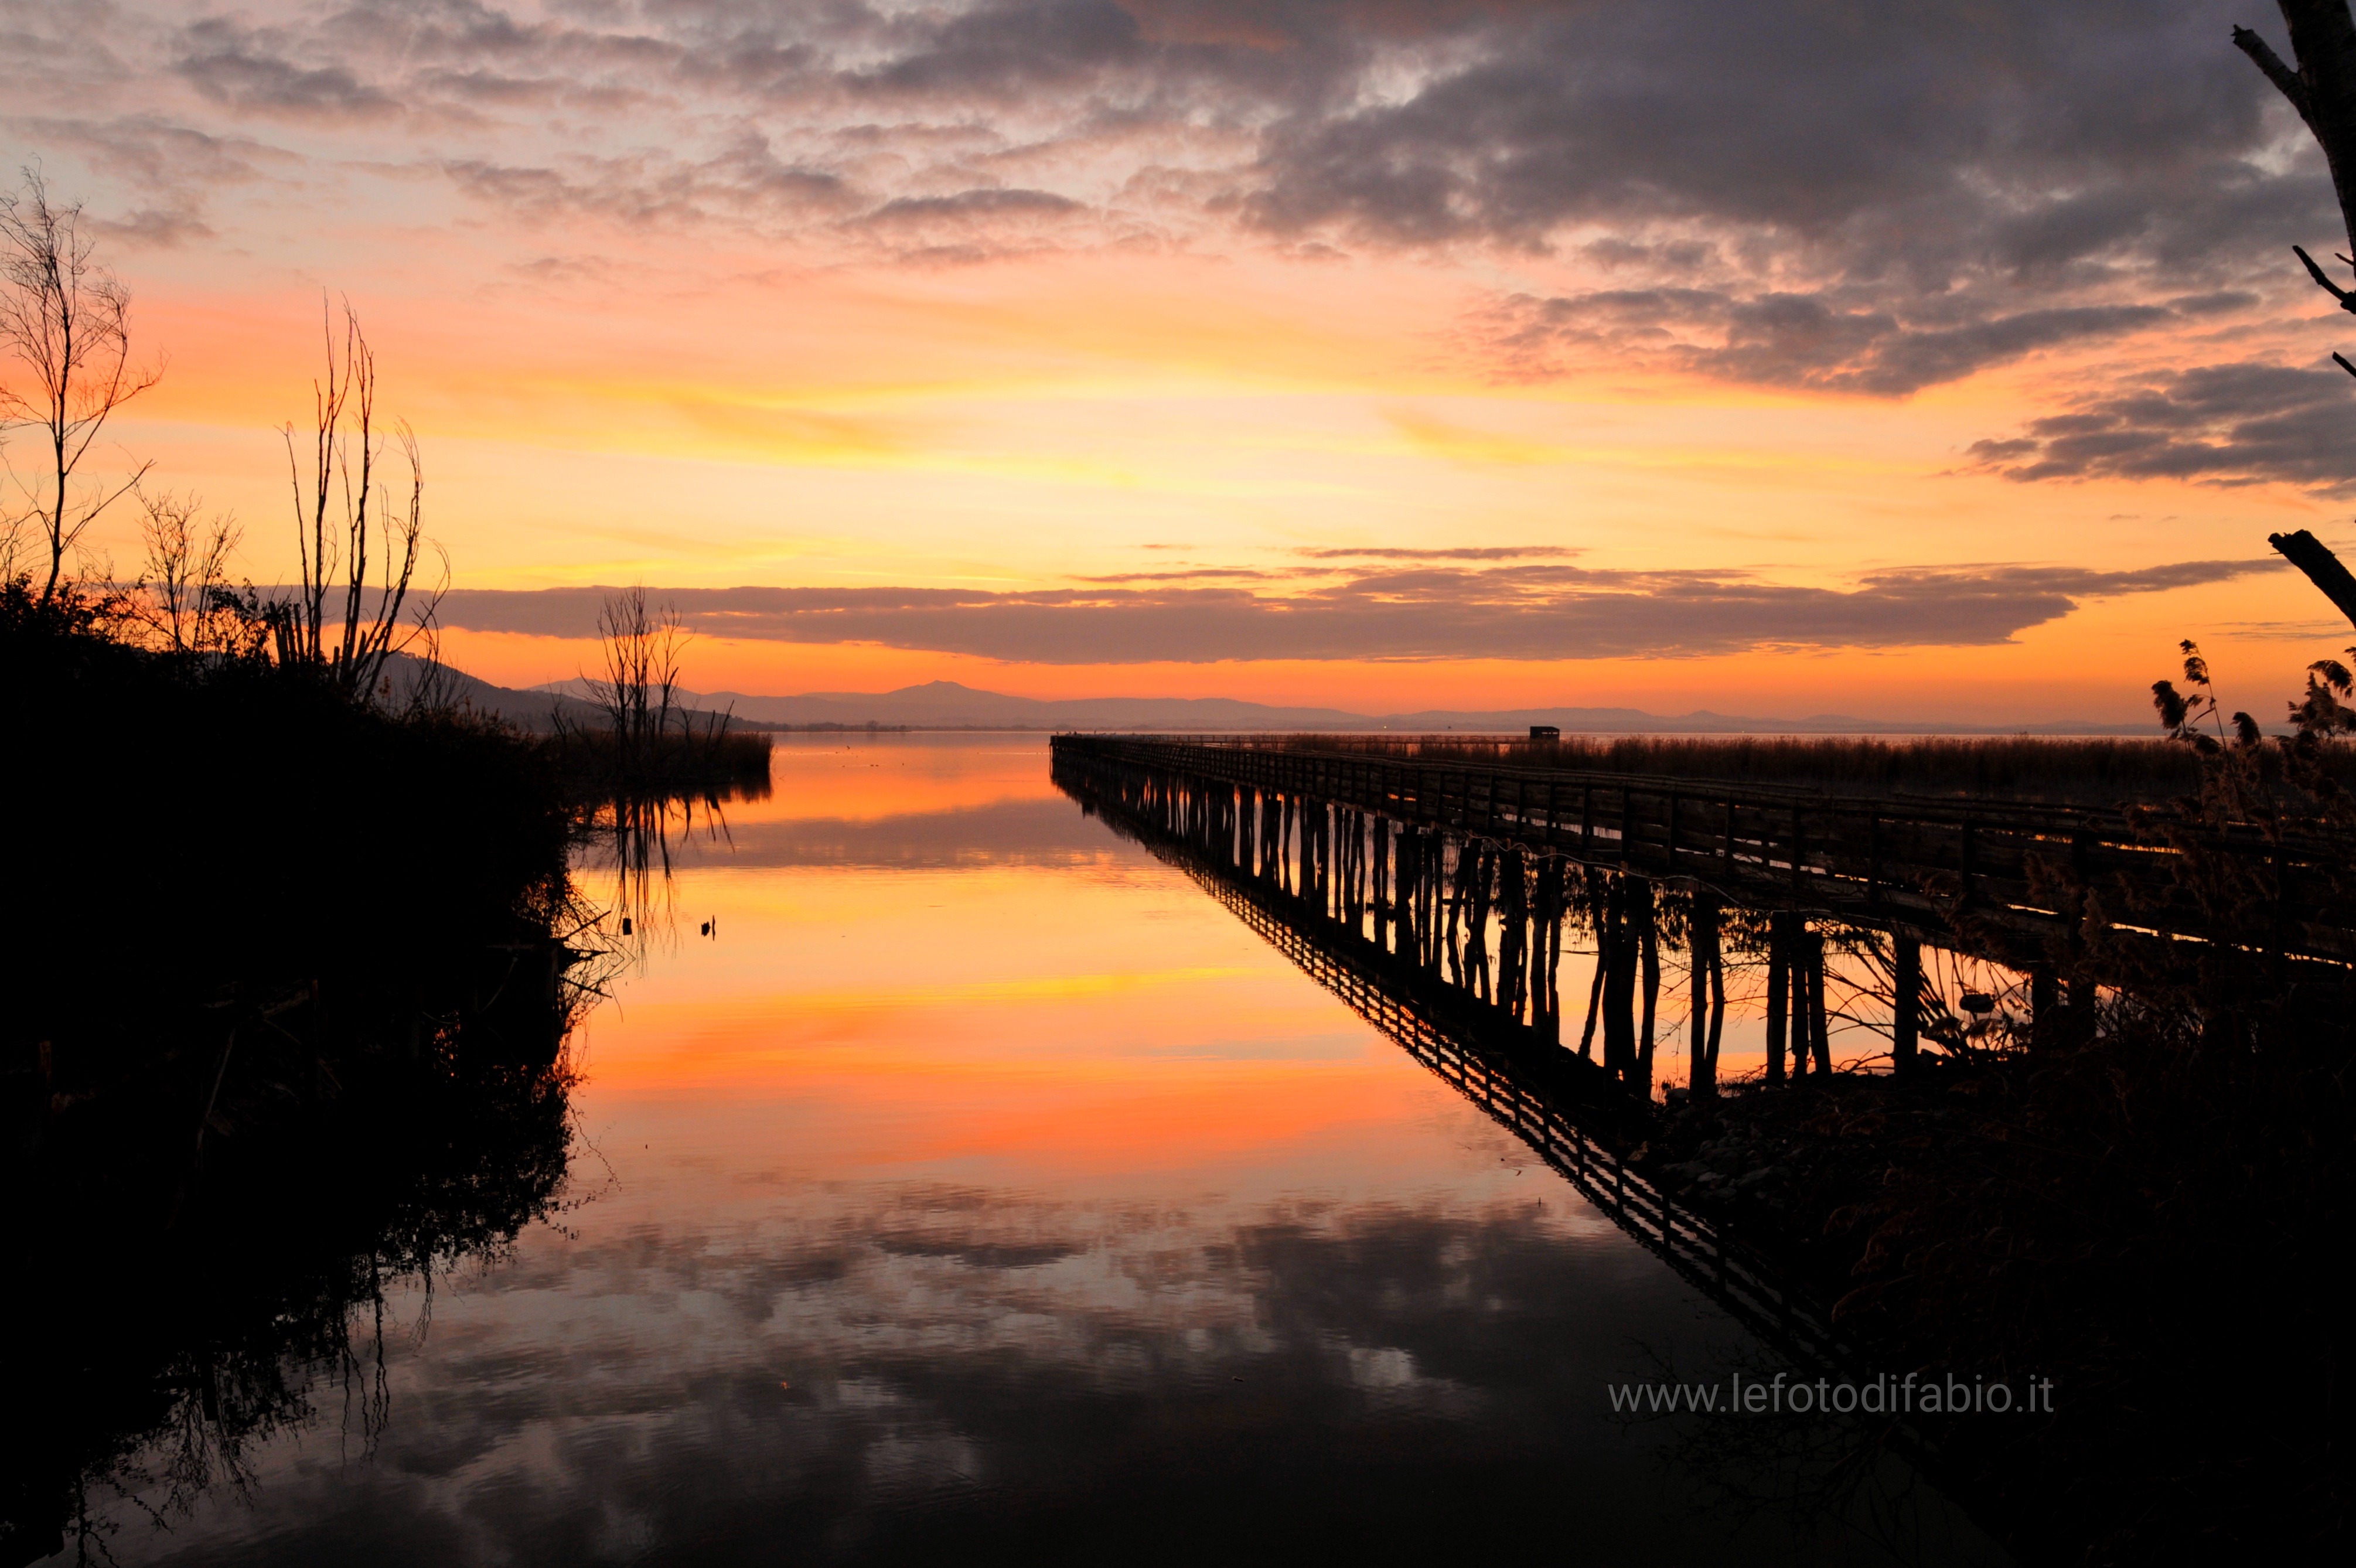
[{"x1": 2238, "y1": 5, "x2": 2356, "y2": 621}]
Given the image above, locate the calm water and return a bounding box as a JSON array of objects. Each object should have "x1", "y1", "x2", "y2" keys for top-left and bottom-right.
[{"x1": 58, "y1": 734, "x2": 2004, "y2": 1566}]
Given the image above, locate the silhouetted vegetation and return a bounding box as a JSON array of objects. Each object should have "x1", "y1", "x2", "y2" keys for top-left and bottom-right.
[
  {"x1": 0, "y1": 170, "x2": 161, "y2": 598},
  {"x1": 264, "y1": 299, "x2": 444, "y2": 701},
  {"x1": 1, "y1": 571, "x2": 580, "y2": 1075},
  {"x1": 545, "y1": 585, "x2": 772, "y2": 800},
  {"x1": 1635, "y1": 653, "x2": 2356, "y2": 1559},
  {"x1": 0, "y1": 562, "x2": 612, "y2": 1561}
]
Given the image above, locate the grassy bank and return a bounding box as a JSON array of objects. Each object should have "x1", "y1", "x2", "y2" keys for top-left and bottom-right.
[
  {"x1": 2, "y1": 580, "x2": 582, "y2": 1099},
  {"x1": 3, "y1": 579, "x2": 602, "y2": 1557}
]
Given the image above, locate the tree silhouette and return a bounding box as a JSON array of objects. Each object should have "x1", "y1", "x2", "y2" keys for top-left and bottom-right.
[{"x1": 0, "y1": 169, "x2": 162, "y2": 599}]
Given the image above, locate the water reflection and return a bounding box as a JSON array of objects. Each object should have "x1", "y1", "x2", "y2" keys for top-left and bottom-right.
[
  {"x1": 17, "y1": 736, "x2": 2007, "y2": 1566},
  {"x1": 4, "y1": 1000, "x2": 582, "y2": 1566}
]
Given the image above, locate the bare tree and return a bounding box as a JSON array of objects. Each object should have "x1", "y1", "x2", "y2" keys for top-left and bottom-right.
[
  {"x1": 2235, "y1": 5, "x2": 2356, "y2": 622},
  {"x1": 589, "y1": 585, "x2": 688, "y2": 752},
  {"x1": 0, "y1": 169, "x2": 162, "y2": 598},
  {"x1": 134, "y1": 486, "x2": 242, "y2": 653},
  {"x1": 270, "y1": 299, "x2": 444, "y2": 702}
]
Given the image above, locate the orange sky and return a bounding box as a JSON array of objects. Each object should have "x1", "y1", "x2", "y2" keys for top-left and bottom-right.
[{"x1": 8, "y1": 1, "x2": 2352, "y2": 722}]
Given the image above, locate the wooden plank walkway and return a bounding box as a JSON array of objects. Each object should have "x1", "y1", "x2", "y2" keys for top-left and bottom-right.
[{"x1": 1053, "y1": 734, "x2": 2355, "y2": 964}]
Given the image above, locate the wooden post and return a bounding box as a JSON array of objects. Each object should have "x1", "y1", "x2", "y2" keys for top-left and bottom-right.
[
  {"x1": 1544, "y1": 861, "x2": 1564, "y2": 1045},
  {"x1": 1396, "y1": 828, "x2": 1416, "y2": 959},
  {"x1": 1704, "y1": 901, "x2": 1725, "y2": 1096},
  {"x1": 1635, "y1": 879, "x2": 1659, "y2": 1095},
  {"x1": 1496, "y1": 848, "x2": 1525, "y2": 1017},
  {"x1": 1766, "y1": 912, "x2": 1789, "y2": 1085},
  {"x1": 1893, "y1": 936, "x2": 1920, "y2": 1078},
  {"x1": 1577, "y1": 869, "x2": 1606, "y2": 1061},
  {"x1": 1468, "y1": 843, "x2": 1494, "y2": 1003},
  {"x1": 1690, "y1": 894, "x2": 1717, "y2": 1100},
  {"x1": 1807, "y1": 930, "x2": 1832, "y2": 1076},
  {"x1": 1602, "y1": 875, "x2": 1637, "y2": 1083}
]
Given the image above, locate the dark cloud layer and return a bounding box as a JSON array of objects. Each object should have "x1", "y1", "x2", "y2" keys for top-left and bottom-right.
[
  {"x1": 1485, "y1": 289, "x2": 2176, "y2": 396},
  {"x1": 1293, "y1": 546, "x2": 1579, "y2": 561},
  {"x1": 1967, "y1": 361, "x2": 2356, "y2": 494},
  {"x1": 5, "y1": 4, "x2": 2327, "y2": 384},
  {"x1": 435, "y1": 558, "x2": 2276, "y2": 663},
  {"x1": 8, "y1": 0, "x2": 2345, "y2": 451}
]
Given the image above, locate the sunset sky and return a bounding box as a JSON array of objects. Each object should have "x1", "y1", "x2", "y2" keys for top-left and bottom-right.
[{"x1": 7, "y1": 0, "x2": 2356, "y2": 720}]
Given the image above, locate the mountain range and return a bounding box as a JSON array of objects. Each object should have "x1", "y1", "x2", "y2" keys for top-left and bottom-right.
[{"x1": 514, "y1": 676, "x2": 2153, "y2": 736}]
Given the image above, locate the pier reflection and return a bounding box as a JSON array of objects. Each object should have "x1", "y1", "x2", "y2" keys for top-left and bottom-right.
[
  {"x1": 1051, "y1": 744, "x2": 2014, "y2": 1557},
  {"x1": 1053, "y1": 748, "x2": 1859, "y2": 1374}
]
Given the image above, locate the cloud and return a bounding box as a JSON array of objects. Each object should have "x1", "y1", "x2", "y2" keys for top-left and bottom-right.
[
  {"x1": 1242, "y1": 3, "x2": 2295, "y2": 259},
  {"x1": 1291, "y1": 546, "x2": 1580, "y2": 561},
  {"x1": 5, "y1": 1, "x2": 2340, "y2": 396},
  {"x1": 175, "y1": 18, "x2": 401, "y2": 121},
  {"x1": 87, "y1": 204, "x2": 213, "y2": 246},
  {"x1": 1076, "y1": 567, "x2": 1284, "y2": 581},
  {"x1": 434, "y1": 557, "x2": 2277, "y2": 663},
  {"x1": 441, "y1": 128, "x2": 853, "y2": 229},
  {"x1": 4, "y1": 111, "x2": 299, "y2": 249},
  {"x1": 1965, "y1": 362, "x2": 2356, "y2": 494},
  {"x1": 863, "y1": 188, "x2": 1083, "y2": 223},
  {"x1": 1484, "y1": 289, "x2": 2174, "y2": 396}
]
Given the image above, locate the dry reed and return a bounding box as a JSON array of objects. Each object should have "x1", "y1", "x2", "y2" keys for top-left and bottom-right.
[{"x1": 1209, "y1": 732, "x2": 2290, "y2": 805}]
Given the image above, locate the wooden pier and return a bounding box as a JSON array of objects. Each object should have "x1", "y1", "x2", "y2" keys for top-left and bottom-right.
[{"x1": 1052, "y1": 734, "x2": 2355, "y2": 966}]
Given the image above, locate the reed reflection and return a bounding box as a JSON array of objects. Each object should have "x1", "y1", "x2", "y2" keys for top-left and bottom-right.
[
  {"x1": 584, "y1": 781, "x2": 767, "y2": 967},
  {"x1": 2, "y1": 956, "x2": 594, "y2": 1568}
]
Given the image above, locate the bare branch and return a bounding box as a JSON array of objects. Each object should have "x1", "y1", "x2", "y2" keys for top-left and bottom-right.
[
  {"x1": 271, "y1": 299, "x2": 439, "y2": 704},
  {"x1": 0, "y1": 168, "x2": 163, "y2": 598},
  {"x1": 2294, "y1": 242, "x2": 2356, "y2": 310},
  {"x1": 2270, "y1": 527, "x2": 2356, "y2": 629},
  {"x1": 2235, "y1": 23, "x2": 2317, "y2": 124}
]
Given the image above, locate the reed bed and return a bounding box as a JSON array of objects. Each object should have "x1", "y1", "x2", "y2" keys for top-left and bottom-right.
[
  {"x1": 1209, "y1": 732, "x2": 2276, "y2": 805},
  {"x1": 543, "y1": 720, "x2": 774, "y2": 802}
]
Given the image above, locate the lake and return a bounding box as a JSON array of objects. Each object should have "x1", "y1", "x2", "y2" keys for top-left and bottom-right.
[{"x1": 50, "y1": 734, "x2": 2006, "y2": 1566}]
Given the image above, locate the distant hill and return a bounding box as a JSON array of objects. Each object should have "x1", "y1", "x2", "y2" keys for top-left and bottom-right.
[
  {"x1": 376, "y1": 656, "x2": 606, "y2": 732},
  {"x1": 522, "y1": 676, "x2": 2153, "y2": 736}
]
